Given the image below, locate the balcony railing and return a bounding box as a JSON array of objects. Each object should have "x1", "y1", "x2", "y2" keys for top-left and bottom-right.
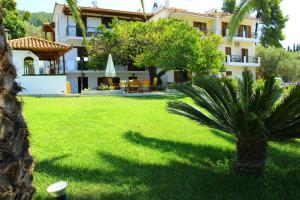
[
  {"x1": 222, "y1": 29, "x2": 258, "y2": 39},
  {"x1": 66, "y1": 26, "x2": 100, "y2": 37},
  {"x1": 226, "y1": 55, "x2": 260, "y2": 65}
]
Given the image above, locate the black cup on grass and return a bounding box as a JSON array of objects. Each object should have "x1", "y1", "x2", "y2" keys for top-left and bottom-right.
[{"x1": 46, "y1": 181, "x2": 68, "y2": 200}]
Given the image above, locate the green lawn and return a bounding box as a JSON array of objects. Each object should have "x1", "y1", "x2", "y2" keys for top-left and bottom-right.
[{"x1": 22, "y1": 96, "x2": 300, "y2": 200}]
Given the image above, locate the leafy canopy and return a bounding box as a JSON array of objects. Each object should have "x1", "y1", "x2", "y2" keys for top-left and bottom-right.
[
  {"x1": 257, "y1": 45, "x2": 300, "y2": 82},
  {"x1": 88, "y1": 18, "x2": 224, "y2": 74},
  {"x1": 1, "y1": 0, "x2": 30, "y2": 39}
]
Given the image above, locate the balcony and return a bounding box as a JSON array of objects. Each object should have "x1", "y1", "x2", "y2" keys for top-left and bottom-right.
[
  {"x1": 66, "y1": 26, "x2": 100, "y2": 38},
  {"x1": 222, "y1": 29, "x2": 259, "y2": 42},
  {"x1": 226, "y1": 55, "x2": 261, "y2": 67}
]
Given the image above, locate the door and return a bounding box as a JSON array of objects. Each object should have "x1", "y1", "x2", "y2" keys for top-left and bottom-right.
[
  {"x1": 225, "y1": 47, "x2": 231, "y2": 62},
  {"x1": 242, "y1": 48, "x2": 249, "y2": 62},
  {"x1": 222, "y1": 22, "x2": 228, "y2": 36},
  {"x1": 78, "y1": 77, "x2": 88, "y2": 93}
]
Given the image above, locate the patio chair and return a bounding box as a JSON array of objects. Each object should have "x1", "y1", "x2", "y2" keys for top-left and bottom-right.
[
  {"x1": 127, "y1": 79, "x2": 139, "y2": 93},
  {"x1": 142, "y1": 80, "x2": 150, "y2": 92}
]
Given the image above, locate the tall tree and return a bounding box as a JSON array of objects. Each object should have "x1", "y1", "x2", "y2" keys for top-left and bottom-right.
[
  {"x1": 1, "y1": 0, "x2": 28, "y2": 39},
  {"x1": 88, "y1": 19, "x2": 224, "y2": 85},
  {"x1": 168, "y1": 70, "x2": 300, "y2": 177},
  {"x1": 222, "y1": 0, "x2": 236, "y2": 14},
  {"x1": 257, "y1": 45, "x2": 300, "y2": 82},
  {"x1": 260, "y1": 0, "x2": 287, "y2": 48}
]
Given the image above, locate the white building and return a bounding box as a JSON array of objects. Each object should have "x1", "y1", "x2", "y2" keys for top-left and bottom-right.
[
  {"x1": 42, "y1": 2, "x2": 260, "y2": 94},
  {"x1": 8, "y1": 37, "x2": 71, "y2": 95}
]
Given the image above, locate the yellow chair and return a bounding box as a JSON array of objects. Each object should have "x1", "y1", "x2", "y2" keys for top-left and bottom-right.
[{"x1": 142, "y1": 80, "x2": 150, "y2": 92}]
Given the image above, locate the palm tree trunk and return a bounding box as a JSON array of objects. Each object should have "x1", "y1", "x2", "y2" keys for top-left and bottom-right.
[
  {"x1": 235, "y1": 137, "x2": 267, "y2": 177},
  {"x1": 0, "y1": 9, "x2": 35, "y2": 199}
]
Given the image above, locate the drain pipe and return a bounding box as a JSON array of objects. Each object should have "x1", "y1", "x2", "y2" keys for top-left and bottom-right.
[{"x1": 46, "y1": 181, "x2": 68, "y2": 200}]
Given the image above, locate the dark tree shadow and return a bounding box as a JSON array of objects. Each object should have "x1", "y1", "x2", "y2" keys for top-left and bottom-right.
[{"x1": 35, "y1": 132, "x2": 300, "y2": 200}]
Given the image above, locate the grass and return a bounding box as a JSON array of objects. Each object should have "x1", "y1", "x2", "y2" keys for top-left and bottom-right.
[{"x1": 21, "y1": 96, "x2": 300, "y2": 200}]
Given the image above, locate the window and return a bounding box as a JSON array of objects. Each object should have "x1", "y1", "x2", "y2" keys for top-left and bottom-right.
[
  {"x1": 102, "y1": 17, "x2": 113, "y2": 28},
  {"x1": 24, "y1": 57, "x2": 35, "y2": 75},
  {"x1": 193, "y1": 22, "x2": 207, "y2": 32}
]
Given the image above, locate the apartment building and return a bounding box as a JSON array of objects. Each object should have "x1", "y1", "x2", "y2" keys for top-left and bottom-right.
[
  {"x1": 44, "y1": 3, "x2": 153, "y2": 93},
  {"x1": 44, "y1": 1, "x2": 260, "y2": 94},
  {"x1": 150, "y1": 7, "x2": 260, "y2": 82}
]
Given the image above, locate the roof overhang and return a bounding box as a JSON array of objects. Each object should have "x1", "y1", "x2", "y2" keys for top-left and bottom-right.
[{"x1": 8, "y1": 37, "x2": 72, "y2": 61}]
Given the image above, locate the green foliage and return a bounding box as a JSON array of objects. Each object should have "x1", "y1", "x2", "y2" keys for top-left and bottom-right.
[
  {"x1": 228, "y1": 0, "x2": 270, "y2": 40},
  {"x1": 222, "y1": 0, "x2": 236, "y2": 13},
  {"x1": 29, "y1": 12, "x2": 51, "y2": 26},
  {"x1": 88, "y1": 18, "x2": 224, "y2": 74},
  {"x1": 1, "y1": 0, "x2": 28, "y2": 39},
  {"x1": 228, "y1": 0, "x2": 287, "y2": 47},
  {"x1": 257, "y1": 46, "x2": 300, "y2": 82},
  {"x1": 167, "y1": 70, "x2": 300, "y2": 175},
  {"x1": 260, "y1": 0, "x2": 288, "y2": 48}
]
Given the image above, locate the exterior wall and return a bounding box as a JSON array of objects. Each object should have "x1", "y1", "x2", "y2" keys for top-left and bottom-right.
[
  {"x1": 12, "y1": 50, "x2": 40, "y2": 77},
  {"x1": 65, "y1": 48, "x2": 78, "y2": 71},
  {"x1": 12, "y1": 50, "x2": 67, "y2": 95},
  {"x1": 18, "y1": 75, "x2": 67, "y2": 95},
  {"x1": 225, "y1": 66, "x2": 256, "y2": 79}
]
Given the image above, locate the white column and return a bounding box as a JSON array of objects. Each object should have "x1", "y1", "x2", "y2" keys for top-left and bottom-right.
[
  {"x1": 227, "y1": 55, "x2": 231, "y2": 64},
  {"x1": 215, "y1": 17, "x2": 221, "y2": 35}
]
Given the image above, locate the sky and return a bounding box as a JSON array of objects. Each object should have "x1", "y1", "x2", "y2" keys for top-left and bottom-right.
[{"x1": 16, "y1": 0, "x2": 300, "y2": 48}]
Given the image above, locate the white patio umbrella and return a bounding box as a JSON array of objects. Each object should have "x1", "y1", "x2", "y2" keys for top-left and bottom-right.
[{"x1": 105, "y1": 54, "x2": 116, "y2": 78}]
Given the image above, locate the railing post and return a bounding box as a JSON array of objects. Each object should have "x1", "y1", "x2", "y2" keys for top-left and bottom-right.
[
  {"x1": 258, "y1": 57, "x2": 261, "y2": 65},
  {"x1": 244, "y1": 56, "x2": 247, "y2": 64},
  {"x1": 243, "y1": 31, "x2": 246, "y2": 38}
]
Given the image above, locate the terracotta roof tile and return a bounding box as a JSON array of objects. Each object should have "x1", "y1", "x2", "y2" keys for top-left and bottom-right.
[{"x1": 8, "y1": 37, "x2": 71, "y2": 51}]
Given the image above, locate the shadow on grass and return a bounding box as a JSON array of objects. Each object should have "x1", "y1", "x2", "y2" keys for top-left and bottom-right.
[{"x1": 35, "y1": 131, "x2": 300, "y2": 200}]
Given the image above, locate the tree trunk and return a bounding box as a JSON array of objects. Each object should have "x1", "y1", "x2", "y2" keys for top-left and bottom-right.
[
  {"x1": 235, "y1": 137, "x2": 267, "y2": 177},
  {"x1": 148, "y1": 66, "x2": 156, "y2": 86},
  {"x1": 0, "y1": 9, "x2": 35, "y2": 199},
  {"x1": 147, "y1": 67, "x2": 166, "y2": 86}
]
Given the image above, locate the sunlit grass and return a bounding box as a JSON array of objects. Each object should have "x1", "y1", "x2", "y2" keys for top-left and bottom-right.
[{"x1": 21, "y1": 96, "x2": 300, "y2": 200}]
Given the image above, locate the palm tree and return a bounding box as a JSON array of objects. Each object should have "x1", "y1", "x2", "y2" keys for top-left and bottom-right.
[
  {"x1": 228, "y1": 0, "x2": 270, "y2": 40},
  {"x1": 0, "y1": 1, "x2": 83, "y2": 199},
  {"x1": 167, "y1": 70, "x2": 300, "y2": 177},
  {"x1": 0, "y1": 7, "x2": 35, "y2": 200}
]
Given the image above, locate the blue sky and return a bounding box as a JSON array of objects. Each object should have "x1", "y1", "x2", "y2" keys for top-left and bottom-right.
[{"x1": 17, "y1": 0, "x2": 299, "y2": 48}]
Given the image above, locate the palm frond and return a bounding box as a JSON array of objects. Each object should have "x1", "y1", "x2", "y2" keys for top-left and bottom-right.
[
  {"x1": 167, "y1": 101, "x2": 236, "y2": 136},
  {"x1": 267, "y1": 86, "x2": 300, "y2": 139},
  {"x1": 140, "y1": 0, "x2": 147, "y2": 20},
  {"x1": 168, "y1": 78, "x2": 240, "y2": 136},
  {"x1": 66, "y1": 0, "x2": 88, "y2": 47},
  {"x1": 228, "y1": 0, "x2": 256, "y2": 41}
]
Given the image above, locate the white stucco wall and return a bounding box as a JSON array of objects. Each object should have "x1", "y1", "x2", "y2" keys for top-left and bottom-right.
[
  {"x1": 12, "y1": 50, "x2": 67, "y2": 95},
  {"x1": 12, "y1": 50, "x2": 40, "y2": 77},
  {"x1": 18, "y1": 75, "x2": 67, "y2": 95}
]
